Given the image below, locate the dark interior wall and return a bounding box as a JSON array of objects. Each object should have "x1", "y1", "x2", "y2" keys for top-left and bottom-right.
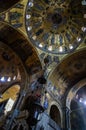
[
  {"x1": 0, "y1": 0, "x2": 20, "y2": 13},
  {"x1": 70, "y1": 85, "x2": 86, "y2": 130}
]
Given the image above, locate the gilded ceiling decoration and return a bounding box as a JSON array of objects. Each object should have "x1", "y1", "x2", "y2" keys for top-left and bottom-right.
[
  {"x1": 0, "y1": 85, "x2": 20, "y2": 103},
  {"x1": 48, "y1": 48, "x2": 86, "y2": 99},
  {"x1": 0, "y1": 0, "x2": 27, "y2": 32},
  {"x1": 0, "y1": 42, "x2": 27, "y2": 93},
  {"x1": 0, "y1": 22, "x2": 44, "y2": 129},
  {"x1": 25, "y1": 0, "x2": 86, "y2": 54},
  {"x1": 0, "y1": 0, "x2": 85, "y2": 75},
  {"x1": 0, "y1": 1, "x2": 85, "y2": 130},
  {"x1": 0, "y1": 22, "x2": 42, "y2": 76}
]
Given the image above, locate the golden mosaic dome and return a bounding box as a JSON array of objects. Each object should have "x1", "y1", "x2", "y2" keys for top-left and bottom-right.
[{"x1": 25, "y1": 0, "x2": 86, "y2": 54}]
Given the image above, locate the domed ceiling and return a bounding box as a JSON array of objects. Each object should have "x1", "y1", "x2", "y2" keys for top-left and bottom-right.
[
  {"x1": 0, "y1": 22, "x2": 42, "y2": 76},
  {"x1": 0, "y1": 1, "x2": 85, "y2": 124},
  {"x1": 48, "y1": 48, "x2": 86, "y2": 99},
  {"x1": 0, "y1": 42, "x2": 26, "y2": 94},
  {"x1": 0, "y1": 21, "x2": 43, "y2": 108},
  {"x1": 25, "y1": 0, "x2": 86, "y2": 54},
  {"x1": 0, "y1": 0, "x2": 86, "y2": 76}
]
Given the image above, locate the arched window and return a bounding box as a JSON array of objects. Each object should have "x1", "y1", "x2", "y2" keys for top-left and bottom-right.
[
  {"x1": 50, "y1": 105, "x2": 61, "y2": 127},
  {"x1": 0, "y1": 84, "x2": 20, "y2": 115}
]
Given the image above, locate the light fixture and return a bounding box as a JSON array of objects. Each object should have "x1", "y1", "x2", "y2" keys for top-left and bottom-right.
[
  {"x1": 77, "y1": 37, "x2": 81, "y2": 42},
  {"x1": 79, "y1": 98, "x2": 83, "y2": 103},
  {"x1": 84, "y1": 101, "x2": 86, "y2": 105},
  {"x1": 32, "y1": 35, "x2": 36, "y2": 40},
  {"x1": 48, "y1": 46, "x2": 53, "y2": 51},
  {"x1": 7, "y1": 77, "x2": 11, "y2": 82},
  {"x1": 13, "y1": 76, "x2": 16, "y2": 80},
  {"x1": 39, "y1": 43, "x2": 43, "y2": 48},
  {"x1": 59, "y1": 46, "x2": 63, "y2": 52},
  {"x1": 28, "y1": 2, "x2": 33, "y2": 7},
  {"x1": 69, "y1": 44, "x2": 73, "y2": 50},
  {"x1": 27, "y1": 26, "x2": 32, "y2": 31},
  {"x1": 1, "y1": 76, "x2": 5, "y2": 82},
  {"x1": 26, "y1": 14, "x2": 31, "y2": 19},
  {"x1": 81, "y1": 27, "x2": 86, "y2": 32}
]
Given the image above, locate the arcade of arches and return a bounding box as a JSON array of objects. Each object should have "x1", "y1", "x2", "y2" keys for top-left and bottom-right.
[{"x1": 0, "y1": 0, "x2": 86, "y2": 130}]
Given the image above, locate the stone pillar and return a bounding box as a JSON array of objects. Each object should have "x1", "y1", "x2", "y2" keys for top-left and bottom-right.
[{"x1": 61, "y1": 107, "x2": 71, "y2": 130}]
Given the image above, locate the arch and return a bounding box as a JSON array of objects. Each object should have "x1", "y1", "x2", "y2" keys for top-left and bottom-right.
[
  {"x1": 0, "y1": 41, "x2": 27, "y2": 92},
  {"x1": 0, "y1": 21, "x2": 42, "y2": 76},
  {"x1": 0, "y1": 84, "x2": 20, "y2": 103},
  {"x1": 0, "y1": 22, "x2": 43, "y2": 115},
  {"x1": 49, "y1": 48, "x2": 86, "y2": 99},
  {"x1": 66, "y1": 78, "x2": 86, "y2": 109},
  {"x1": 50, "y1": 105, "x2": 61, "y2": 127},
  {"x1": 69, "y1": 82, "x2": 86, "y2": 130},
  {"x1": 0, "y1": 84, "x2": 20, "y2": 115},
  {"x1": 49, "y1": 101, "x2": 62, "y2": 127}
]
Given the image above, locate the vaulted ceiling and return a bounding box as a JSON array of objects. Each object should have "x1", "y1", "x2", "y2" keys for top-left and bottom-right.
[
  {"x1": 0, "y1": 0, "x2": 86, "y2": 100},
  {"x1": 49, "y1": 48, "x2": 86, "y2": 98},
  {"x1": 0, "y1": 22, "x2": 42, "y2": 76}
]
